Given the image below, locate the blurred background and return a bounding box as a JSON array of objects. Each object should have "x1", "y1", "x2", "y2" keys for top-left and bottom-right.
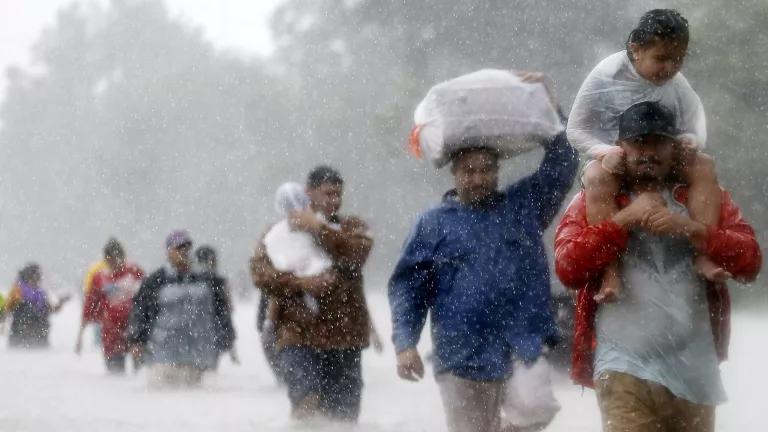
[{"x1": 0, "y1": 0, "x2": 765, "y2": 306}]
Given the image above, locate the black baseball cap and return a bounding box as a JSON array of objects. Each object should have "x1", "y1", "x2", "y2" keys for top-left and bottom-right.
[{"x1": 618, "y1": 101, "x2": 680, "y2": 141}]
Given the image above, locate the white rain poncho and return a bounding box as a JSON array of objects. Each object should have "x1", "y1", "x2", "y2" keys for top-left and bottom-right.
[
  {"x1": 410, "y1": 69, "x2": 564, "y2": 168},
  {"x1": 567, "y1": 51, "x2": 706, "y2": 158},
  {"x1": 263, "y1": 182, "x2": 331, "y2": 315}
]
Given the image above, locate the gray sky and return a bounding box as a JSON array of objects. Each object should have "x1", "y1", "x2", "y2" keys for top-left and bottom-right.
[{"x1": 0, "y1": 0, "x2": 281, "y2": 100}]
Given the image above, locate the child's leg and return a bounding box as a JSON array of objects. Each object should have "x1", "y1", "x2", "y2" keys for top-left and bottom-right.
[
  {"x1": 685, "y1": 153, "x2": 730, "y2": 282},
  {"x1": 583, "y1": 162, "x2": 622, "y2": 303}
]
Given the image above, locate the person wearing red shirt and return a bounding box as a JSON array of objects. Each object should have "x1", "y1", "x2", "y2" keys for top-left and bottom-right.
[
  {"x1": 554, "y1": 102, "x2": 761, "y2": 431},
  {"x1": 76, "y1": 238, "x2": 144, "y2": 373}
]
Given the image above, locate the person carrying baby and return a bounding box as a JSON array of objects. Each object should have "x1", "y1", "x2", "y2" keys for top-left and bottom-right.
[{"x1": 251, "y1": 166, "x2": 375, "y2": 421}]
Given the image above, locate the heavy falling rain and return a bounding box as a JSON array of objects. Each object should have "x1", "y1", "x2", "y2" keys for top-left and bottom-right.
[{"x1": 0, "y1": 1, "x2": 766, "y2": 431}]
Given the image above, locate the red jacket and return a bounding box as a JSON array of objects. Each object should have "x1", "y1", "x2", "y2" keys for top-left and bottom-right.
[
  {"x1": 82, "y1": 264, "x2": 144, "y2": 357},
  {"x1": 554, "y1": 187, "x2": 761, "y2": 387}
]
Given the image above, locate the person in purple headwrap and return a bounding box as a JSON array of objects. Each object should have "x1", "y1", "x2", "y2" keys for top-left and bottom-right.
[{"x1": 5, "y1": 263, "x2": 69, "y2": 348}]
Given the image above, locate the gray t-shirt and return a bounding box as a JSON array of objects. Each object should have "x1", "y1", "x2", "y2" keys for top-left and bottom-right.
[{"x1": 594, "y1": 189, "x2": 726, "y2": 405}]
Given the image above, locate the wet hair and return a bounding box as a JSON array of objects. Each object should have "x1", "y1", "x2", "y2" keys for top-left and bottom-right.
[
  {"x1": 103, "y1": 237, "x2": 125, "y2": 259},
  {"x1": 195, "y1": 245, "x2": 217, "y2": 267},
  {"x1": 626, "y1": 9, "x2": 689, "y2": 59},
  {"x1": 306, "y1": 165, "x2": 344, "y2": 189},
  {"x1": 18, "y1": 263, "x2": 41, "y2": 283}
]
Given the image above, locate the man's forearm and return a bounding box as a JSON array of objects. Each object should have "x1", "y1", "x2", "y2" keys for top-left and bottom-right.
[
  {"x1": 314, "y1": 223, "x2": 372, "y2": 267},
  {"x1": 250, "y1": 253, "x2": 305, "y2": 298},
  {"x1": 611, "y1": 206, "x2": 636, "y2": 229}
]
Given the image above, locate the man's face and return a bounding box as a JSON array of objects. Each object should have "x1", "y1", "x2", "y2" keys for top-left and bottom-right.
[
  {"x1": 451, "y1": 149, "x2": 499, "y2": 205},
  {"x1": 167, "y1": 244, "x2": 192, "y2": 270},
  {"x1": 620, "y1": 134, "x2": 677, "y2": 184},
  {"x1": 307, "y1": 182, "x2": 343, "y2": 218}
]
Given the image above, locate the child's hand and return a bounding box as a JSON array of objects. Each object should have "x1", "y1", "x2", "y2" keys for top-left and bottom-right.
[
  {"x1": 600, "y1": 147, "x2": 626, "y2": 174},
  {"x1": 677, "y1": 135, "x2": 699, "y2": 151},
  {"x1": 621, "y1": 192, "x2": 666, "y2": 226}
]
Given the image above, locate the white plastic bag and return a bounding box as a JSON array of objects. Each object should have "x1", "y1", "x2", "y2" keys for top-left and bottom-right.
[
  {"x1": 502, "y1": 358, "x2": 561, "y2": 429},
  {"x1": 567, "y1": 51, "x2": 706, "y2": 158},
  {"x1": 411, "y1": 69, "x2": 564, "y2": 168}
]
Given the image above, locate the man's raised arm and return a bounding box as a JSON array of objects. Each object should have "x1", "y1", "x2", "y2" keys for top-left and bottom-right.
[{"x1": 513, "y1": 130, "x2": 579, "y2": 229}]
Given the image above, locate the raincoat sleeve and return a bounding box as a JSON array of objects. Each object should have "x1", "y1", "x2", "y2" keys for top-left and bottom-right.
[
  {"x1": 554, "y1": 192, "x2": 629, "y2": 290},
  {"x1": 566, "y1": 60, "x2": 621, "y2": 158},
  {"x1": 511, "y1": 131, "x2": 579, "y2": 230},
  {"x1": 388, "y1": 215, "x2": 437, "y2": 353},
  {"x1": 675, "y1": 76, "x2": 707, "y2": 149},
  {"x1": 703, "y1": 190, "x2": 761, "y2": 281}
]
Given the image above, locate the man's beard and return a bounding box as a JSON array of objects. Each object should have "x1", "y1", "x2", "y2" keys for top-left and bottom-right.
[{"x1": 628, "y1": 157, "x2": 665, "y2": 185}]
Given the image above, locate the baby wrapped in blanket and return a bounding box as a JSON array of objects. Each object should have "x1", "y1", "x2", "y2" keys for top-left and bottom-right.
[{"x1": 263, "y1": 182, "x2": 333, "y2": 315}]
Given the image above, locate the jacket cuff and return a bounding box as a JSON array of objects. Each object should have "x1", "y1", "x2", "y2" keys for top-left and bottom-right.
[
  {"x1": 599, "y1": 220, "x2": 630, "y2": 250},
  {"x1": 393, "y1": 331, "x2": 419, "y2": 354}
]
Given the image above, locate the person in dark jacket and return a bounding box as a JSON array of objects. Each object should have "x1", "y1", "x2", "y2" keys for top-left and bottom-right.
[
  {"x1": 195, "y1": 245, "x2": 239, "y2": 368},
  {"x1": 388, "y1": 73, "x2": 579, "y2": 432},
  {"x1": 127, "y1": 230, "x2": 235, "y2": 386},
  {"x1": 6, "y1": 263, "x2": 69, "y2": 348}
]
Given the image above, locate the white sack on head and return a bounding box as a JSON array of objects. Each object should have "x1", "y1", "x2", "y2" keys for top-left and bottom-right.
[
  {"x1": 567, "y1": 51, "x2": 706, "y2": 158},
  {"x1": 411, "y1": 69, "x2": 564, "y2": 168}
]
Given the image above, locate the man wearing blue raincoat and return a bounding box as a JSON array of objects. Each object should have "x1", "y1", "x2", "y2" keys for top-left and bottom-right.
[{"x1": 389, "y1": 73, "x2": 578, "y2": 432}]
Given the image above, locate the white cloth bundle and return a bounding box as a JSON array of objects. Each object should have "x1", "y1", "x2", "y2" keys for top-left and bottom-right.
[
  {"x1": 567, "y1": 51, "x2": 706, "y2": 158},
  {"x1": 411, "y1": 69, "x2": 564, "y2": 168},
  {"x1": 264, "y1": 220, "x2": 332, "y2": 278},
  {"x1": 264, "y1": 182, "x2": 331, "y2": 315}
]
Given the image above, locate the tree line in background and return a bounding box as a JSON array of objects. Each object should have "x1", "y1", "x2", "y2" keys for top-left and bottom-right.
[{"x1": 1, "y1": 0, "x2": 765, "y2": 302}]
